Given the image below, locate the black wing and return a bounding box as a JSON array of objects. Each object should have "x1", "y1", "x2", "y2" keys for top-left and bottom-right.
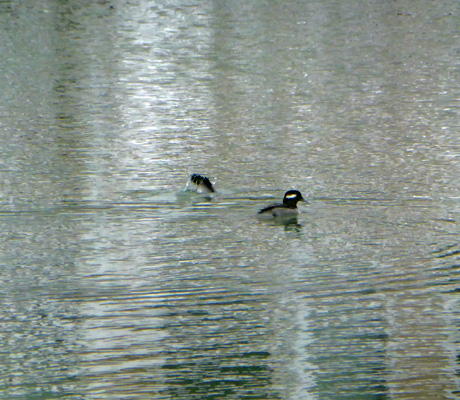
[
  {"x1": 201, "y1": 176, "x2": 215, "y2": 193},
  {"x1": 258, "y1": 203, "x2": 282, "y2": 214}
]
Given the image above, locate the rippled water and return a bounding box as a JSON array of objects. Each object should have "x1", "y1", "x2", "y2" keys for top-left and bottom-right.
[{"x1": 1, "y1": 0, "x2": 460, "y2": 398}]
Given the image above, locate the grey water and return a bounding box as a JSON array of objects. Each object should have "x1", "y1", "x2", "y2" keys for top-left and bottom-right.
[{"x1": 1, "y1": 0, "x2": 460, "y2": 398}]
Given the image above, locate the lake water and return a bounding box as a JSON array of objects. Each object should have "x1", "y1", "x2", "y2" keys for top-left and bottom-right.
[{"x1": 1, "y1": 0, "x2": 460, "y2": 399}]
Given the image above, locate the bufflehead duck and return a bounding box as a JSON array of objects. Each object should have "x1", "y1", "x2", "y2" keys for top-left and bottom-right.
[
  {"x1": 189, "y1": 174, "x2": 215, "y2": 193},
  {"x1": 258, "y1": 190, "x2": 306, "y2": 217}
]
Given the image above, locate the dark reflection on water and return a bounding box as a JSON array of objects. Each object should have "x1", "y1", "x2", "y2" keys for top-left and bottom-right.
[
  {"x1": 157, "y1": 289, "x2": 278, "y2": 399},
  {"x1": 1, "y1": 0, "x2": 460, "y2": 398}
]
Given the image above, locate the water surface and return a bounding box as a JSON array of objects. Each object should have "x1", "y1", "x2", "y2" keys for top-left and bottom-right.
[{"x1": 1, "y1": 0, "x2": 460, "y2": 399}]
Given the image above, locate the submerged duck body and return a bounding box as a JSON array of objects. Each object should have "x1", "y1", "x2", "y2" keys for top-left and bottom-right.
[
  {"x1": 258, "y1": 190, "x2": 306, "y2": 217},
  {"x1": 189, "y1": 174, "x2": 216, "y2": 193}
]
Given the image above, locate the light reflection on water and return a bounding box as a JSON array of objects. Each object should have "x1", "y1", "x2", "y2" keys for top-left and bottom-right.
[{"x1": 1, "y1": 0, "x2": 460, "y2": 399}]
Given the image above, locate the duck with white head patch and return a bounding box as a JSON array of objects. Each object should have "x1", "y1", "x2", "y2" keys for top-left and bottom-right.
[{"x1": 258, "y1": 190, "x2": 306, "y2": 218}]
